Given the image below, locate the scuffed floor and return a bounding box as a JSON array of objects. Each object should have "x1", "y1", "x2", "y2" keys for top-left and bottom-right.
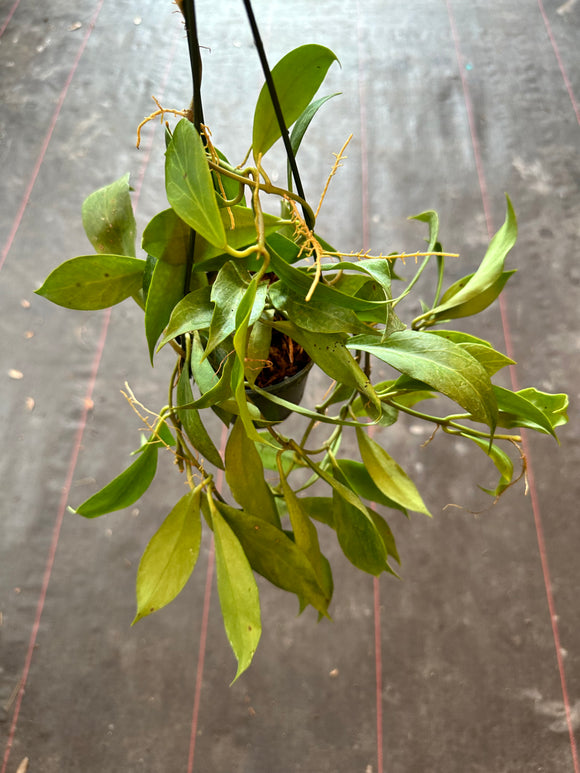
[{"x1": 1, "y1": 1, "x2": 579, "y2": 771}]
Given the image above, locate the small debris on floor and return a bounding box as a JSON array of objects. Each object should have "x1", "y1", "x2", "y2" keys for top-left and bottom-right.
[
  {"x1": 8, "y1": 369, "x2": 23, "y2": 380},
  {"x1": 329, "y1": 668, "x2": 339, "y2": 679},
  {"x1": 16, "y1": 758, "x2": 29, "y2": 773}
]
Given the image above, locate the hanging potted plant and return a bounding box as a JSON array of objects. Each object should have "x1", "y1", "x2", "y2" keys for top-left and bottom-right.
[{"x1": 35, "y1": 1, "x2": 569, "y2": 681}]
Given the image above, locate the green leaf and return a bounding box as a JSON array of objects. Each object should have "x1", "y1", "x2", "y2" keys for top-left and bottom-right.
[
  {"x1": 427, "y1": 330, "x2": 492, "y2": 347},
  {"x1": 209, "y1": 495, "x2": 261, "y2": 682},
  {"x1": 36, "y1": 255, "x2": 145, "y2": 310},
  {"x1": 299, "y1": 496, "x2": 335, "y2": 528},
  {"x1": 414, "y1": 196, "x2": 517, "y2": 325},
  {"x1": 157, "y1": 286, "x2": 213, "y2": 350},
  {"x1": 194, "y1": 206, "x2": 282, "y2": 264},
  {"x1": 494, "y1": 385, "x2": 558, "y2": 438},
  {"x1": 246, "y1": 317, "x2": 273, "y2": 387},
  {"x1": 273, "y1": 320, "x2": 381, "y2": 415},
  {"x1": 82, "y1": 173, "x2": 136, "y2": 257},
  {"x1": 331, "y1": 468, "x2": 389, "y2": 576},
  {"x1": 469, "y1": 436, "x2": 514, "y2": 497},
  {"x1": 423, "y1": 270, "x2": 517, "y2": 324},
  {"x1": 176, "y1": 364, "x2": 224, "y2": 469},
  {"x1": 410, "y1": 210, "x2": 439, "y2": 252},
  {"x1": 348, "y1": 330, "x2": 497, "y2": 430},
  {"x1": 367, "y1": 508, "x2": 401, "y2": 565},
  {"x1": 279, "y1": 459, "x2": 333, "y2": 604},
  {"x1": 268, "y1": 234, "x2": 388, "y2": 313},
  {"x1": 457, "y1": 342, "x2": 515, "y2": 376},
  {"x1": 516, "y1": 388, "x2": 569, "y2": 429},
  {"x1": 75, "y1": 442, "x2": 158, "y2": 518},
  {"x1": 133, "y1": 487, "x2": 202, "y2": 623},
  {"x1": 336, "y1": 458, "x2": 408, "y2": 516},
  {"x1": 288, "y1": 93, "x2": 340, "y2": 186},
  {"x1": 253, "y1": 44, "x2": 339, "y2": 159},
  {"x1": 229, "y1": 280, "x2": 270, "y2": 444},
  {"x1": 145, "y1": 259, "x2": 187, "y2": 362},
  {"x1": 142, "y1": 208, "x2": 190, "y2": 266},
  {"x1": 270, "y1": 282, "x2": 373, "y2": 335},
  {"x1": 356, "y1": 427, "x2": 431, "y2": 516},
  {"x1": 225, "y1": 418, "x2": 280, "y2": 526},
  {"x1": 165, "y1": 119, "x2": 226, "y2": 249},
  {"x1": 207, "y1": 261, "x2": 267, "y2": 357},
  {"x1": 215, "y1": 500, "x2": 330, "y2": 616}
]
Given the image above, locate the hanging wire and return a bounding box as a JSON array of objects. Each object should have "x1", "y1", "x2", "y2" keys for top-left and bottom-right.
[
  {"x1": 241, "y1": 0, "x2": 314, "y2": 230},
  {"x1": 180, "y1": 0, "x2": 203, "y2": 296}
]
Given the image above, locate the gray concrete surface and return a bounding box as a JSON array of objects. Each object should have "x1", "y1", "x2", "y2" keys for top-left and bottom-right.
[{"x1": 1, "y1": 1, "x2": 579, "y2": 771}]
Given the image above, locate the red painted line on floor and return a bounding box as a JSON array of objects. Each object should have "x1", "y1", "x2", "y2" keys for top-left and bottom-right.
[
  {"x1": 537, "y1": 0, "x2": 580, "y2": 127},
  {"x1": 0, "y1": 0, "x2": 105, "y2": 276},
  {"x1": 0, "y1": 0, "x2": 22, "y2": 38},
  {"x1": 187, "y1": 428, "x2": 227, "y2": 773},
  {"x1": 446, "y1": 2, "x2": 580, "y2": 770},
  {"x1": 373, "y1": 575, "x2": 384, "y2": 773},
  {"x1": 0, "y1": 29, "x2": 179, "y2": 772},
  {"x1": 357, "y1": 4, "x2": 384, "y2": 770},
  {"x1": 1, "y1": 308, "x2": 111, "y2": 773}
]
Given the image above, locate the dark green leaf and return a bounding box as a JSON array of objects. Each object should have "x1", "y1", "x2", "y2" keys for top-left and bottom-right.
[
  {"x1": 215, "y1": 500, "x2": 330, "y2": 616},
  {"x1": 348, "y1": 330, "x2": 497, "y2": 430},
  {"x1": 269, "y1": 282, "x2": 373, "y2": 335},
  {"x1": 288, "y1": 93, "x2": 340, "y2": 185},
  {"x1": 144, "y1": 259, "x2": 187, "y2": 362},
  {"x1": 273, "y1": 320, "x2": 381, "y2": 415},
  {"x1": 331, "y1": 469, "x2": 389, "y2": 576},
  {"x1": 177, "y1": 365, "x2": 224, "y2": 469},
  {"x1": 82, "y1": 173, "x2": 136, "y2": 257},
  {"x1": 253, "y1": 44, "x2": 339, "y2": 158},
  {"x1": 36, "y1": 255, "x2": 145, "y2": 310},
  {"x1": 75, "y1": 442, "x2": 158, "y2": 518},
  {"x1": 133, "y1": 487, "x2": 202, "y2": 623}
]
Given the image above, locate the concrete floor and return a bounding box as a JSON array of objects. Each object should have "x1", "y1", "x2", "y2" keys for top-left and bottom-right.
[{"x1": 1, "y1": 1, "x2": 579, "y2": 771}]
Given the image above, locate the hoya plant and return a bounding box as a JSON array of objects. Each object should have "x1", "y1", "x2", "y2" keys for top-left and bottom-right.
[{"x1": 36, "y1": 3, "x2": 568, "y2": 681}]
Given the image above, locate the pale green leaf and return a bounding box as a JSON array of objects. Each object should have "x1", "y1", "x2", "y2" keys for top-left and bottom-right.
[
  {"x1": 210, "y1": 495, "x2": 261, "y2": 682},
  {"x1": 165, "y1": 119, "x2": 226, "y2": 249},
  {"x1": 356, "y1": 427, "x2": 431, "y2": 516},
  {"x1": 133, "y1": 487, "x2": 202, "y2": 623},
  {"x1": 36, "y1": 255, "x2": 145, "y2": 310},
  {"x1": 82, "y1": 173, "x2": 136, "y2": 257},
  {"x1": 142, "y1": 208, "x2": 190, "y2": 266}
]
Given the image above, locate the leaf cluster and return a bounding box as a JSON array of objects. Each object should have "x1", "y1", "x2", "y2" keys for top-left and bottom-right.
[{"x1": 36, "y1": 44, "x2": 569, "y2": 681}]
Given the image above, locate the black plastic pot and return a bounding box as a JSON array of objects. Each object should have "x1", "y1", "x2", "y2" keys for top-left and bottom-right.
[{"x1": 247, "y1": 360, "x2": 313, "y2": 423}]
